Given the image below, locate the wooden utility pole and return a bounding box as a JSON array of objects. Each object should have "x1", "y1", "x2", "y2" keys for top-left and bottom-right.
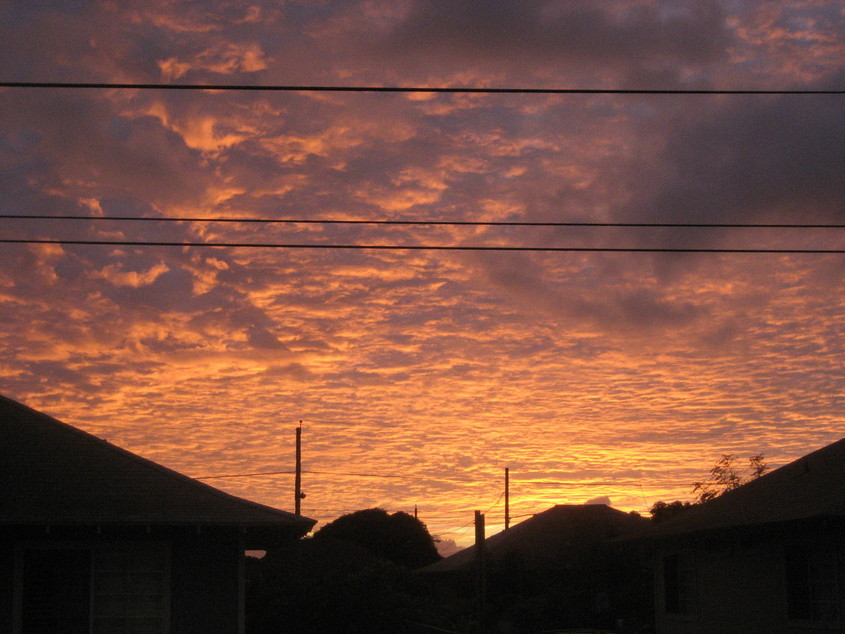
[
  {"x1": 504, "y1": 467, "x2": 510, "y2": 531},
  {"x1": 295, "y1": 421, "x2": 302, "y2": 515},
  {"x1": 475, "y1": 510, "x2": 487, "y2": 633}
]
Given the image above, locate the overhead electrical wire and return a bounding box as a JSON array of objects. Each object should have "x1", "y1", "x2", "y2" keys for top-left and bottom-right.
[
  {"x1": 197, "y1": 468, "x2": 429, "y2": 481},
  {"x1": 433, "y1": 492, "x2": 507, "y2": 537},
  {"x1": 1, "y1": 84, "x2": 840, "y2": 256},
  {"x1": 7, "y1": 81, "x2": 836, "y2": 533},
  {"x1": 0, "y1": 238, "x2": 840, "y2": 254},
  {"x1": 2, "y1": 81, "x2": 844, "y2": 95},
  {"x1": 196, "y1": 469, "x2": 656, "y2": 487},
  {"x1": 1, "y1": 83, "x2": 840, "y2": 254},
  {"x1": 2, "y1": 214, "x2": 843, "y2": 229},
  {"x1": 484, "y1": 490, "x2": 506, "y2": 514},
  {"x1": 306, "y1": 510, "x2": 484, "y2": 523},
  {"x1": 3, "y1": 216, "x2": 841, "y2": 252}
]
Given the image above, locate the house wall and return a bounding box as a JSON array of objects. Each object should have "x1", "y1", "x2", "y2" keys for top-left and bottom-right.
[
  {"x1": 656, "y1": 531, "x2": 845, "y2": 634},
  {"x1": 1, "y1": 527, "x2": 246, "y2": 634},
  {"x1": 170, "y1": 529, "x2": 244, "y2": 634},
  {"x1": 0, "y1": 539, "x2": 13, "y2": 634}
]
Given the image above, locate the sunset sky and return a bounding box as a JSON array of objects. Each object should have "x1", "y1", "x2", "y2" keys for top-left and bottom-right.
[{"x1": 1, "y1": 1, "x2": 842, "y2": 549}]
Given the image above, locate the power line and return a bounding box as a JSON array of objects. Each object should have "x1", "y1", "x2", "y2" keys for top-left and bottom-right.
[
  {"x1": 2, "y1": 81, "x2": 844, "y2": 94},
  {"x1": 434, "y1": 492, "x2": 507, "y2": 537},
  {"x1": 435, "y1": 519, "x2": 477, "y2": 538},
  {"x1": 483, "y1": 490, "x2": 506, "y2": 515},
  {"x1": 197, "y1": 468, "x2": 413, "y2": 481},
  {"x1": 196, "y1": 469, "x2": 659, "y2": 488},
  {"x1": 1, "y1": 238, "x2": 841, "y2": 253},
  {"x1": 3, "y1": 214, "x2": 843, "y2": 229},
  {"x1": 304, "y1": 509, "x2": 495, "y2": 522}
]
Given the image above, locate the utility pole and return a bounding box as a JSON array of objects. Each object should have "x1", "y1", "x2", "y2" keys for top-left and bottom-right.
[
  {"x1": 295, "y1": 421, "x2": 303, "y2": 515},
  {"x1": 504, "y1": 467, "x2": 510, "y2": 531},
  {"x1": 475, "y1": 510, "x2": 487, "y2": 633}
]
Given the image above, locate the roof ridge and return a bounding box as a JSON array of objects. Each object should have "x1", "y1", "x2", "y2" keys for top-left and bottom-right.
[
  {"x1": 644, "y1": 437, "x2": 845, "y2": 538},
  {"x1": 0, "y1": 393, "x2": 312, "y2": 526}
]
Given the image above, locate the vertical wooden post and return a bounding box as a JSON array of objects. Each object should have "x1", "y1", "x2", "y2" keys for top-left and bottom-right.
[
  {"x1": 505, "y1": 467, "x2": 510, "y2": 531},
  {"x1": 475, "y1": 510, "x2": 486, "y2": 633},
  {"x1": 295, "y1": 422, "x2": 302, "y2": 515}
]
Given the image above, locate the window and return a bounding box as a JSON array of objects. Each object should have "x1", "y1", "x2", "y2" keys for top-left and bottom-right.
[
  {"x1": 91, "y1": 544, "x2": 169, "y2": 634},
  {"x1": 21, "y1": 548, "x2": 92, "y2": 633},
  {"x1": 785, "y1": 542, "x2": 840, "y2": 623},
  {"x1": 664, "y1": 551, "x2": 697, "y2": 615},
  {"x1": 17, "y1": 543, "x2": 169, "y2": 634}
]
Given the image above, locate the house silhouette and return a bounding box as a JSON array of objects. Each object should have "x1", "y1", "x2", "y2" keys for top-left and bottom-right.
[
  {"x1": 423, "y1": 504, "x2": 651, "y2": 631},
  {"x1": 646, "y1": 438, "x2": 845, "y2": 633},
  {"x1": 0, "y1": 394, "x2": 314, "y2": 633},
  {"x1": 424, "y1": 503, "x2": 647, "y2": 573}
]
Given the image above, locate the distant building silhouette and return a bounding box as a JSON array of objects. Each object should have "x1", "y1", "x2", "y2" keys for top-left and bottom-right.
[
  {"x1": 424, "y1": 503, "x2": 646, "y2": 573},
  {"x1": 0, "y1": 394, "x2": 314, "y2": 633},
  {"x1": 422, "y1": 504, "x2": 652, "y2": 631}
]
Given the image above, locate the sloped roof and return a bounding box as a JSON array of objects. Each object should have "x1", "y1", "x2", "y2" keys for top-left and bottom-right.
[
  {"x1": 0, "y1": 394, "x2": 315, "y2": 538},
  {"x1": 423, "y1": 503, "x2": 648, "y2": 573},
  {"x1": 647, "y1": 438, "x2": 845, "y2": 539}
]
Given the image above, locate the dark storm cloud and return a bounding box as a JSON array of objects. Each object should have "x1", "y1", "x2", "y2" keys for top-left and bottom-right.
[
  {"x1": 101, "y1": 267, "x2": 196, "y2": 312},
  {"x1": 474, "y1": 250, "x2": 706, "y2": 335},
  {"x1": 630, "y1": 73, "x2": 845, "y2": 233},
  {"x1": 139, "y1": 332, "x2": 204, "y2": 354},
  {"x1": 0, "y1": 91, "x2": 213, "y2": 211},
  {"x1": 394, "y1": 0, "x2": 727, "y2": 61},
  {"x1": 378, "y1": 1, "x2": 729, "y2": 82},
  {"x1": 0, "y1": 1, "x2": 183, "y2": 83}
]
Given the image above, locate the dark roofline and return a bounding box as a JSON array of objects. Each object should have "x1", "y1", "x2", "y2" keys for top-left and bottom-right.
[
  {"x1": 0, "y1": 394, "x2": 315, "y2": 533},
  {"x1": 639, "y1": 437, "x2": 845, "y2": 541},
  {"x1": 422, "y1": 503, "x2": 648, "y2": 573}
]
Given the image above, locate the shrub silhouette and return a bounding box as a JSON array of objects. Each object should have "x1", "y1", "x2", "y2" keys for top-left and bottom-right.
[{"x1": 312, "y1": 507, "x2": 441, "y2": 569}]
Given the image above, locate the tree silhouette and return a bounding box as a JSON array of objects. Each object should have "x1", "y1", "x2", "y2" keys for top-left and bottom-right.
[
  {"x1": 649, "y1": 500, "x2": 694, "y2": 523},
  {"x1": 650, "y1": 453, "x2": 768, "y2": 521},
  {"x1": 246, "y1": 537, "x2": 444, "y2": 633},
  {"x1": 691, "y1": 453, "x2": 768, "y2": 503},
  {"x1": 312, "y1": 507, "x2": 441, "y2": 569}
]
